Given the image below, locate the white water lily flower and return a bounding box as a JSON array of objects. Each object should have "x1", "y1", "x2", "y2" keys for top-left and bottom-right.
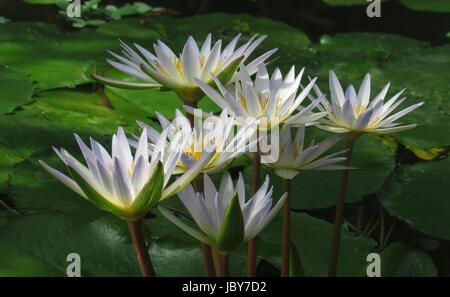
[
  {"x1": 93, "y1": 33, "x2": 277, "y2": 103},
  {"x1": 314, "y1": 71, "x2": 424, "y2": 134},
  {"x1": 39, "y1": 127, "x2": 214, "y2": 220},
  {"x1": 134, "y1": 109, "x2": 258, "y2": 174},
  {"x1": 263, "y1": 125, "x2": 348, "y2": 179},
  {"x1": 159, "y1": 173, "x2": 287, "y2": 253},
  {"x1": 195, "y1": 64, "x2": 327, "y2": 130}
]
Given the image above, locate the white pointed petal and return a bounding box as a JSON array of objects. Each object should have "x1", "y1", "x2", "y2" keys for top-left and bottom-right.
[
  {"x1": 381, "y1": 89, "x2": 405, "y2": 113},
  {"x1": 137, "y1": 120, "x2": 162, "y2": 144},
  {"x1": 200, "y1": 33, "x2": 212, "y2": 57},
  {"x1": 222, "y1": 33, "x2": 241, "y2": 58},
  {"x1": 242, "y1": 35, "x2": 266, "y2": 58},
  {"x1": 316, "y1": 124, "x2": 352, "y2": 133},
  {"x1": 288, "y1": 77, "x2": 317, "y2": 114},
  {"x1": 90, "y1": 138, "x2": 113, "y2": 167},
  {"x1": 355, "y1": 108, "x2": 374, "y2": 130},
  {"x1": 153, "y1": 44, "x2": 181, "y2": 81},
  {"x1": 357, "y1": 73, "x2": 371, "y2": 108},
  {"x1": 218, "y1": 172, "x2": 234, "y2": 207},
  {"x1": 112, "y1": 128, "x2": 133, "y2": 170},
  {"x1": 96, "y1": 159, "x2": 114, "y2": 197},
  {"x1": 74, "y1": 134, "x2": 96, "y2": 165},
  {"x1": 370, "y1": 124, "x2": 417, "y2": 134},
  {"x1": 369, "y1": 83, "x2": 390, "y2": 108},
  {"x1": 200, "y1": 40, "x2": 221, "y2": 80},
  {"x1": 112, "y1": 158, "x2": 133, "y2": 205},
  {"x1": 329, "y1": 70, "x2": 346, "y2": 108},
  {"x1": 250, "y1": 193, "x2": 287, "y2": 239},
  {"x1": 203, "y1": 173, "x2": 217, "y2": 201},
  {"x1": 342, "y1": 98, "x2": 356, "y2": 126},
  {"x1": 240, "y1": 48, "x2": 278, "y2": 77},
  {"x1": 301, "y1": 157, "x2": 347, "y2": 170},
  {"x1": 236, "y1": 172, "x2": 246, "y2": 206},
  {"x1": 345, "y1": 85, "x2": 357, "y2": 105},
  {"x1": 131, "y1": 155, "x2": 148, "y2": 193},
  {"x1": 182, "y1": 36, "x2": 201, "y2": 84},
  {"x1": 195, "y1": 78, "x2": 228, "y2": 110},
  {"x1": 140, "y1": 62, "x2": 184, "y2": 90},
  {"x1": 92, "y1": 73, "x2": 159, "y2": 89},
  {"x1": 378, "y1": 102, "x2": 424, "y2": 127},
  {"x1": 107, "y1": 59, "x2": 150, "y2": 81},
  {"x1": 156, "y1": 39, "x2": 177, "y2": 59},
  {"x1": 39, "y1": 161, "x2": 87, "y2": 199},
  {"x1": 133, "y1": 43, "x2": 158, "y2": 63},
  {"x1": 134, "y1": 129, "x2": 149, "y2": 164}
]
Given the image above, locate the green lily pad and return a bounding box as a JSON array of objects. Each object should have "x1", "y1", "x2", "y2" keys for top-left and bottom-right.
[
  {"x1": 259, "y1": 213, "x2": 377, "y2": 276},
  {"x1": 9, "y1": 152, "x2": 103, "y2": 217},
  {"x1": 0, "y1": 66, "x2": 35, "y2": 114},
  {"x1": 23, "y1": 0, "x2": 65, "y2": 3},
  {"x1": 369, "y1": 242, "x2": 438, "y2": 277},
  {"x1": 378, "y1": 45, "x2": 450, "y2": 148},
  {"x1": 106, "y1": 86, "x2": 221, "y2": 120},
  {"x1": 311, "y1": 33, "x2": 429, "y2": 82},
  {"x1": 246, "y1": 133, "x2": 394, "y2": 209},
  {"x1": 143, "y1": 215, "x2": 205, "y2": 277},
  {"x1": 0, "y1": 210, "x2": 213, "y2": 276},
  {"x1": 0, "y1": 144, "x2": 34, "y2": 193},
  {"x1": 399, "y1": 0, "x2": 450, "y2": 12},
  {"x1": 95, "y1": 18, "x2": 163, "y2": 44},
  {"x1": 0, "y1": 240, "x2": 63, "y2": 276},
  {"x1": 0, "y1": 90, "x2": 143, "y2": 151},
  {"x1": 0, "y1": 22, "x2": 118, "y2": 90},
  {"x1": 0, "y1": 212, "x2": 140, "y2": 276},
  {"x1": 321, "y1": 0, "x2": 375, "y2": 6},
  {"x1": 378, "y1": 158, "x2": 450, "y2": 241}
]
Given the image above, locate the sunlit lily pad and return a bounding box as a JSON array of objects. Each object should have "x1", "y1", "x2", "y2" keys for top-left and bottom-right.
[
  {"x1": 0, "y1": 66, "x2": 35, "y2": 113},
  {"x1": 0, "y1": 22, "x2": 117, "y2": 90},
  {"x1": 0, "y1": 90, "x2": 144, "y2": 151}
]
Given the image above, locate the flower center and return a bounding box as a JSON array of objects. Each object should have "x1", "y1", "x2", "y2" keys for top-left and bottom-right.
[
  {"x1": 174, "y1": 59, "x2": 183, "y2": 76},
  {"x1": 199, "y1": 55, "x2": 206, "y2": 68},
  {"x1": 353, "y1": 105, "x2": 366, "y2": 118}
]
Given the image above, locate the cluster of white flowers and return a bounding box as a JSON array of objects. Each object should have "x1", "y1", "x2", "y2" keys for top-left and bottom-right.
[{"x1": 42, "y1": 33, "x2": 423, "y2": 257}]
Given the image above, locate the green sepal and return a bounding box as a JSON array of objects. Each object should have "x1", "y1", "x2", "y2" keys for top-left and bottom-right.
[
  {"x1": 129, "y1": 161, "x2": 164, "y2": 220},
  {"x1": 215, "y1": 55, "x2": 244, "y2": 86},
  {"x1": 158, "y1": 206, "x2": 215, "y2": 246},
  {"x1": 216, "y1": 192, "x2": 245, "y2": 254}
]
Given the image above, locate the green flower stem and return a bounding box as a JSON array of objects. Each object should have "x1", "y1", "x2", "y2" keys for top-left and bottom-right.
[
  {"x1": 212, "y1": 248, "x2": 222, "y2": 276},
  {"x1": 201, "y1": 244, "x2": 216, "y2": 277},
  {"x1": 281, "y1": 178, "x2": 291, "y2": 277},
  {"x1": 328, "y1": 134, "x2": 357, "y2": 277},
  {"x1": 220, "y1": 254, "x2": 230, "y2": 277},
  {"x1": 247, "y1": 142, "x2": 261, "y2": 277},
  {"x1": 127, "y1": 220, "x2": 155, "y2": 277}
]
